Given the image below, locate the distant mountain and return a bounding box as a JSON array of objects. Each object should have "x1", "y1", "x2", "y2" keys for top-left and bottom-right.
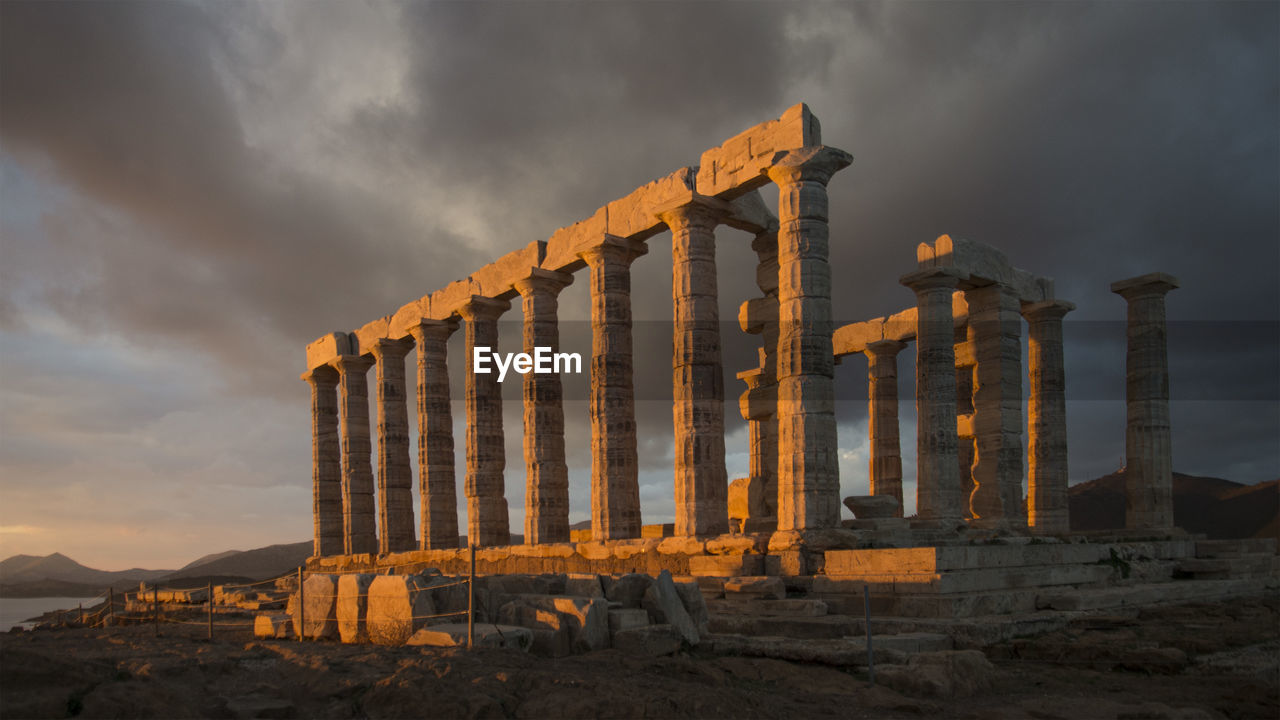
[
  {"x1": 1070, "y1": 470, "x2": 1279, "y2": 539},
  {"x1": 163, "y1": 541, "x2": 311, "y2": 582},
  {"x1": 0, "y1": 552, "x2": 172, "y2": 587}
]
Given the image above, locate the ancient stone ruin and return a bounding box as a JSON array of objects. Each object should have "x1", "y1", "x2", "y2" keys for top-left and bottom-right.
[{"x1": 293, "y1": 105, "x2": 1275, "y2": 655}]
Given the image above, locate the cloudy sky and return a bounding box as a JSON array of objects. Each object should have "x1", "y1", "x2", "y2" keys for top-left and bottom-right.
[{"x1": 1, "y1": 1, "x2": 1276, "y2": 570}]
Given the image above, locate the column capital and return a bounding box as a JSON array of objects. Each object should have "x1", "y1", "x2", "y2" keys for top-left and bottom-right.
[
  {"x1": 763, "y1": 145, "x2": 853, "y2": 187},
  {"x1": 1021, "y1": 299, "x2": 1076, "y2": 323},
  {"x1": 513, "y1": 268, "x2": 574, "y2": 298},
  {"x1": 369, "y1": 337, "x2": 414, "y2": 361},
  {"x1": 652, "y1": 192, "x2": 734, "y2": 232},
  {"x1": 864, "y1": 339, "x2": 908, "y2": 359},
  {"x1": 407, "y1": 318, "x2": 458, "y2": 343},
  {"x1": 900, "y1": 266, "x2": 967, "y2": 293},
  {"x1": 300, "y1": 364, "x2": 339, "y2": 386},
  {"x1": 457, "y1": 295, "x2": 511, "y2": 322},
  {"x1": 577, "y1": 234, "x2": 647, "y2": 268},
  {"x1": 332, "y1": 354, "x2": 374, "y2": 374},
  {"x1": 1111, "y1": 272, "x2": 1179, "y2": 300}
]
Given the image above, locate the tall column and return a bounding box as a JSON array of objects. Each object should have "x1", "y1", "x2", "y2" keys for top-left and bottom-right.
[
  {"x1": 514, "y1": 269, "x2": 574, "y2": 545},
  {"x1": 864, "y1": 340, "x2": 906, "y2": 516},
  {"x1": 334, "y1": 354, "x2": 377, "y2": 555},
  {"x1": 578, "y1": 236, "x2": 646, "y2": 540},
  {"x1": 371, "y1": 338, "x2": 416, "y2": 553},
  {"x1": 409, "y1": 320, "x2": 460, "y2": 550},
  {"x1": 765, "y1": 146, "x2": 852, "y2": 532},
  {"x1": 1023, "y1": 299, "x2": 1075, "y2": 534},
  {"x1": 901, "y1": 268, "x2": 966, "y2": 523},
  {"x1": 657, "y1": 196, "x2": 732, "y2": 537},
  {"x1": 965, "y1": 283, "x2": 1025, "y2": 526},
  {"x1": 752, "y1": 228, "x2": 780, "y2": 518},
  {"x1": 1111, "y1": 273, "x2": 1179, "y2": 531},
  {"x1": 303, "y1": 365, "x2": 343, "y2": 557},
  {"x1": 459, "y1": 296, "x2": 511, "y2": 547}
]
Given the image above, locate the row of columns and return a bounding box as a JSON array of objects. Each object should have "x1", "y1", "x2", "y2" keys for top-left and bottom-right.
[{"x1": 306, "y1": 145, "x2": 854, "y2": 556}]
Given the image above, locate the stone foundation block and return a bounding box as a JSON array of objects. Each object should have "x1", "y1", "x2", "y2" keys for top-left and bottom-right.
[
  {"x1": 603, "y1": 573, "x2": 652, "y2": 608},
  {"x1": 608, "y1": 608, "x2": 650, "y2": 633},
  {"x1": 724, "y1": 576, "x2": 785, "y2": 600},
  {"x1": 688, "y1": 554, "x2": 764, "y2": 577},
  {"x1": 336, "y1": 574, "x2": 375, "y2": 644},
  {"x1": 366, "y1": 575, "x2": 436, "y2": 645},
  {"x1": 291, "y1": 573, "x2": 338, "y2": 640},
  {"x1": 254, "y1": 614, "x2": 291, "y2": 639},
  {"x1": 564, "y1": 573, "x2": 604, "y2": 597}
]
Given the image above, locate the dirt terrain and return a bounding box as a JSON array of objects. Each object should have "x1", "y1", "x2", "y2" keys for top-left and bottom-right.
[{"x1": 2, "y1": 595, "x2": 1275, "y2": 719}]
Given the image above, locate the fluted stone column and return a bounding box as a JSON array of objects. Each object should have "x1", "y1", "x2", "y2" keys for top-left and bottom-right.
[
  {"x1": 334, "y1": 354, "x2": 377, "y2": 555},
  {"x1": 965, "y1": 283, "x2": 1025, "y2": 526},
  {"x1": 864, "y1": 339, "x2": 906, "y2": 516},
  {"x1": 657, "y1": 196, "x2": 732, "y2": 537},
  {"x1": 514, "y1": 269, "x2": 573, "y2": 545},
  {"x1": 409, "y1": 320, "x2": 459, "y2": 550},
  {"x1": 459, "y1": 296, "x2": 511, "y2": 547},
  {"x1": 1112, "y1": 273, "x2": 1179, "y2": 531},
  {"x1": 303, "y1": 365, "x2": 343, "y2": 557},
  {"x1": 578, "y1": 236, "x2": 646, "y2": 540},
  {"x1": 765, "y1": 146, "x2": 852, "y2": 532},
  {"x1": 902, "y1": 268, "x2": 966, "y2": 523},
  {"x1": 1023, "y1": 299, "x2": 1074, "y2": 534},
  {"x1": 371, "y1": 338, "x2": 416, "y2": 553}
]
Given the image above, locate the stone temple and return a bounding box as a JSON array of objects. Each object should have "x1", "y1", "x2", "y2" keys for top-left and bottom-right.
[{"x1": 294, "y1": 105, "x2": 1275, "y2": 650}]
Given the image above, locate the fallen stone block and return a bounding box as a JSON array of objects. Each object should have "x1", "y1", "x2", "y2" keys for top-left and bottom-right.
[
  {"x1": 612, "y1": 624, "x2": 682, "y2": 656},
  {"x1": 564, "y1": 573, "x2": 604, "y2": 598},
  {"x1": 642, "y1": 570, "x2": 699, "y2": 646},
  {"x1": 336, "y1": 574, "x2": 375, "y2": 644},
  {"x1": 608, "y1": 608, "x2": 650, "y2": 633},
  {"x1": 291, "y1": 573, "x2": 338, "y2": 640},
  {"x1": 603, "y1": 573, "x2": 652, "y2": 608},
  {"x1": 496, "y1": 601, "x2": 573, "y2": 657},
  {"x1": 672, "y1": 578, "x2": 710, "y2": 632},
  {"x1": 407, "y1": 623, "x2": 533, "y2": 651},
  {"x1": 366, "y1": 575, "x2": 436, "y2": 646},
  {"x1": 724, "y1": 576, "x2": 785, "y2": 600},
  {"x1": 500, "y1": 594, "x2": 610, "y2": 652},
  {"x1": 253, "y1": 614, "x2": 291, "y2": 639}
]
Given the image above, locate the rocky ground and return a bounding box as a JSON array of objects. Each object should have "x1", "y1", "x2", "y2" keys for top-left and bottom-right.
[{"x1": 1, "y1": 595, "x2": 1275, "y2": 719}]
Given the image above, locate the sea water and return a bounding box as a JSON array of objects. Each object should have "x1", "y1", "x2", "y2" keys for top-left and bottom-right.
[{"x1": 0, "y1": 596, "x2": 103, "y2": 631}]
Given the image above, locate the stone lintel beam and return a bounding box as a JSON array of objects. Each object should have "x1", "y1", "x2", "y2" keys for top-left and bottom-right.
[
  {"x1": 302, "y1": 365, "x2": 343, "y2": 557},
  {"x1": 696, "y1": 103, "x2": 823, "y2": 200},
  {"x1": 333, "y1": 353, "x2": 378, "y2": 555},
  {"x1": 1112, "y1": 272, "x2": 1179, "y2": 531},
  {"x1": 513, "y1": 268, "x2": 574, "y2": 545},
  {"x1": 900, "y1": 267, "x2": 967, "y2": 523},
  {"x1": 458, "y1": 296, "x2": 512, "y2": 548},
  {"x1": 765, "y1": 145, "x2": 852, "y2": 534},
  {"x1": 722, "y1": 190, "x2": 779, "y2": 235},
  {"x1": 408, "y1": 319, "x2": 460, "y2": 550},
  {"x1": 306, "y1": 332, "x2": 354, "y2": 371},
  {"x1": 863, "y1": 339, "x2": 907, "y2": 516},
  {"x1": 370, "y1": 337, "x2": 416, "y2": 554},
  {"x1": 578, "y1": 235, "x2": 646, "y2": 541},
  {"x1": 656, "y1": 194, "x2": 733, "y2": 538},
  {"x1": 1022, "y1": 299, "x2": 1075, "y2": 535}
]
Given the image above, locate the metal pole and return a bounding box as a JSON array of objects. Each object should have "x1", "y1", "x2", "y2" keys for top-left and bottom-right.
[
  {"x1": 297, "y1": 567, "x2": 305, "y2": 642},
  {"x1": 153, "y1": 585, "x2": 159, "y2": 636},
  {"x1": 864, "y1": 584, "x2": 874, "y2": 685},
  {"x1": 467, "y1": 544, "x2": 476, "y2": 651},
  {"x1": 207, "y1": 581, "x2": 214, "y2": 641},
  {"x1": 78, "y1": 603, "x2": 83, "y2": 625},
  {"x1": 108, "y1": 588, "x2": 115, "y2": 626}
]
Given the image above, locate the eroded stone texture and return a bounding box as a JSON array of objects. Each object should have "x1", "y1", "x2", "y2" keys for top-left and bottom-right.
[
  {"x1": 371, "y1": 338, "x2": 416, "y2": 553},
  {"x1": 1112, "y1": 273, "x2": 1179, "y2": 531},
  {"x1": 864, "y1": 340, "x2": 906, "y2": 516},
  {"x1": 579, "y1": 236, "x2": 646, "y2": 541},
  {"x1": 657, "y1": 195, "x2": 732, "y2": 537},
  {"x1": 1023, "y1": 300, "x2": 1074, "y2": 535},
  {"x1": 965, "y1": 283, "x2": 1024, "y2": 525},
  {"x1": 740, "y1": 228, "x2": 781, "y2": 519},
  {"x1": 335, "y1": 355, "x2": 377, "y2": 555},
  {"x1": 303, "y1": 366, "x2": 343, "y2": 557},
  {"x1": 765, "y1": 146, "x2": 852, "y2": 532},
  {"x1": 410, "y1": 320, "x2": 460, "y2": 550},
  {"x1": 902, "y1": 268, "x2": 965, "y2": 523},
  {"x1": 514, "y1": 269, "x2": 574, "y2": 545},
  {"x1": 459, "y1": 296, "x2": 512, "y2": 547}
]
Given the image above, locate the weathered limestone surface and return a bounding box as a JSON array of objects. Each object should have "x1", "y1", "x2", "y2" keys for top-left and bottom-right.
[
  {"x1": 864, "y1": 340, "x2": 906, "y2": 515},
  {"x1": 372, "y1": 338, "x2": 416, "y2": 553},
  {"x1": 902, "y1": 268, "x2": 966, "y2": 523},
  {"x1": 579, "y1": 236, "x2": 645, "y2": 541},
  {"x1": 515, "y1": 269, "x2": 573, "y2": 545},
  {"x1": 657, "y1": 194, "x2": 732, "y2": 537},
  {"x1": 306, "y1": 332, "x2": 353, "y2": 371},
  {"x1": 1023, "y1": 300, "x2": 1074, "y2": 534},
  {"x1": 1112, "y1": 273, "x2": 1179, "y2": 531},
  {"x1": 410, "y1": 320, "x2": 460, "y2": 550},
  {"x1": 964, "y1": 284, "x2": 1024, "y2": 525},
  {"x1": 293, "y1": 573, "x2": 338, "y2": 640},
  {"x1": 335, "y1": 355, "x2": 377, "y2": 555},
  {"x1": 303, "y1": 366, "x2": 343, "y2": 557},
  {"x1": 459, "y1": 296, "x2": 511, "y2": 547},
  {"x1": 254, "y1": 614, "x2": 291, "y2": 639},
  {"x1": 766, "y1": 146, "x2": 851, "y2": 533},
  {"x1": 643, "y1": 570, "x2": 699, "y2": 645},
  {"x1": 336, "y1": 573, "x2": 375, "y2": 644},
  {"x1": 366, "y1": 574, "x2": 435, "y2": 645}
]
